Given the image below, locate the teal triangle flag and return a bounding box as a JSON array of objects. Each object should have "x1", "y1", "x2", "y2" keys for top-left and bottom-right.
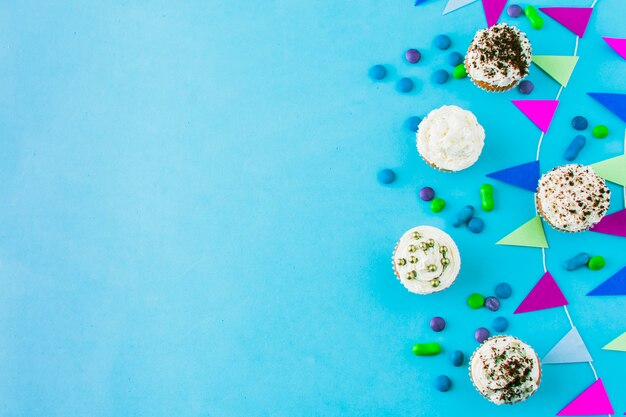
[{"x1": 543, "y1": 327, "x2": 593, "y2": 364}]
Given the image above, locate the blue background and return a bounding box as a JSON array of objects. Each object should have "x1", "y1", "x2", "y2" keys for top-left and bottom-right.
[{"x1": 1, "y1": 1, "x2": 625, "y2": 416}]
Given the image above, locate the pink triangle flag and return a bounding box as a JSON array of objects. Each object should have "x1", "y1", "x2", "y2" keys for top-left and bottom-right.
[
  {"x1": 511, "y1": 100, "x2": 559, "y2": 133},
  {"x1": 590, "y1": 209, "x2": 626, "y2": 237},
  {"x1": 514, "y1": 271, "x2": 568, "y2": 314},
  {"x1": 557, "y1": 379, "x2": 614, "y2": 415},
  {"x1": 539, "y1": 7, "x2": 593, "y2": 38},
  {"x1": 482, "y1": 0, "x2": 507, "y2": 27},
  {"x1": 603, "y1": 37, "x2": 626, "y2": 59}
]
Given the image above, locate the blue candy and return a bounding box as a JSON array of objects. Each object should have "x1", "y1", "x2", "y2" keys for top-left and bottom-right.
[
  {"x1": 492, "y1": 316, "x2": 509, "y2": 332},
  {"x1": 484, "y1": 296, "x2": 500, "y2": 311},
  {"x1": 571, "y1": 116, "x2": 588, "y2": 130},
  {"x1": 434, "y1": 375, "x2": 452, "y2": 392},
  {"x1": 468, "y1": 217, "x2": 484, "y2": 233},
  {"x1": 450, "y1": 350, "x2": 464, "y2": 367},
  {"x1": 447, "y1": 51, "x2": 463, "y2": 67},
  {"x1": 564, "y1": 252, "x2": 591, "y2": 271},
  {"x1": 434, "y1": 34, "x2": 452, "y2": 50},
  {"x1": 452, "y1": 205, "x2": 475, "y2": 227},
  {"x1": 405, "y1": 116, "x2": 422, "y2": 132},
  {"x1": 397, "y1": 77, "x2": 414, "y2": 93},
  {"x1": 431, "y1": 69, "x2": 449, "y2": 84},
  {"x1": 377, "y1": 168, "x2": 396, "y2": 184},
  {"x1": 564, "y1": 135, "x2": 586, "y2": 161},
  {"x1": 368, "y1": 64, "x2": 387, "y2": 80},
  {"x1": 495, "y1": 282, "x2": 512, "y2": 299}
]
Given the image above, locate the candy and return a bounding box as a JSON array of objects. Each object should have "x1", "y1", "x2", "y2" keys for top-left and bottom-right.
[
  {"x1": 467, "y1": 293, "x2": 485, "y2": 309},
  {"x1": 412, "y1": 342, "x2": 442, "y2": 356},
  {"x1": 406, "y1": 116, "x2": 422, "y2": 132},
  {"x1": 479, "y1": 184, "x2": 494, "y2": 212},
  {"x1": 430, "y1": 316, "x2": 446, "y2": 332},
  {"x1": 507, "y1": 4, "x2": 523, "y2": 17},
  {"x1": 592, "y1": 125, "x2": 609, "y2": 138},
  {"x1": 475, "y1": 327, "x2": 490, "y2": 343},
  {"x1": 434, "y1": 375, "x2": 452, "y2": 392},
  {"x1": 571, "y1": 116, "x2": 588, "y2": 130},
  {"x1": 447, "y1": 51, "x2": 463, "y2": 67},
  {"x1": 450, "y1": 350, "x2": 464, "y2": 367},
  {"x1": 518, "y1": 80, "x2": 534, "y2": 94},
  {"x1": 368, "y1": 64, "x2": 387, "y2": 80},
  {"x1": 564, "y1": 135, "x2": 586, "y2": 161},
  {"x1": 564, "y1": 252, "x2": 591, "y2": 271},
  {"x1": 430, "y1": 198, "x2": 446, "y2": 213},
  {"x1": 524, "y1": 6, "x2": 544, "y2": 29},
  {"x1": 405, "y1": 48, "x2": 421, "y2": 64},
  {"x1": 452, "y1": 205, "x2": 475, "y2": 227},
  {"x1": 468, "y1": 217, "x2": 485, "y2": 234},
  {"x1": 452, "y1": 63, "x2": 467, "y2": 79},
  {"x1": 495, "y1": 283, "x2": 512, "y2": 299},
  {"x1": 377, "y1": 169, "x2": 396, "y2": 184},
  {"x1": 484, "y1": 296, "x2": 501, "y2": 311},
  {"x1": 492, "y1": 316, "x2": 509, "y2": 332},
  {"x1": 588, "y1": 255, "x2": 606, "y2": 271},
  {"x1": 397, "y1": 77, "x2": 414, "y2": 93},
  {"x1": 434, "y1": 34, "x2": 451, "y2": 50},
  {"x1": 419, "y1": 186, "x2": 435, "y2": 201},
  {"x1": 431, "y1": 69, "x2": 449, "y2": 84}
]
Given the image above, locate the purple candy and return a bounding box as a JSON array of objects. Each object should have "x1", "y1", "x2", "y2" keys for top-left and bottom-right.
[
  {"x1": 405, "y1": 49, "x2": 421, "y2": 64},
  {"x1": 419, "y1": 186, "x2": 435, "y2": 201},
  {"x1": 484, "y1": 296, "x2": 501, "y2": 312},
  {"x1": 475, "y1": 327, "x2": 490, "y2": 343},
  {"x1": 430, "y1": 316, "x2": 446, "y2": 332},
  {"x1": 518, "y1": 80, "x2": 534, "y2": 95},
  {"x1": 507, "y1": 4, "x2": 523, "y2": 17}
]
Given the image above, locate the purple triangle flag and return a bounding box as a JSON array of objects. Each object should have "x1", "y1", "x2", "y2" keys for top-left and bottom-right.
[
  {"x1": 540, "y1": 7, "x2": 593, "y2": 38},
  {"x1": 587, "y1": 93, "x2": 626, "y2": 123},
  {"x1": 590, "y1": 209, "x2": 626, "y2": 237},
  {"x1": 543, "y1": 327, "x2": 592, "y2": 364},
  {"x1": 482, "y1": 0, "x2": 507, "y2": 27},
  {"x1": 515, "y1": 271, "x2": 568, "y2": 314},
  {"x1": 486, "y1": 161, "x2": 540, "y2": 192},
  {"x1": 588, "y1": 266, "x2": 626, "y2": 296}
]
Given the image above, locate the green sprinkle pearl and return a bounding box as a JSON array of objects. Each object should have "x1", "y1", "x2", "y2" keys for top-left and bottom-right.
[
  {"x1": 453, "y1": 63, "x2": 467, "y2": 79},
  {"x1": 592, "y1": 125, "x2": 609, "y2": 138},
  {"x1": 430, "y1": 198, "x2": 446, "y2": 213},
  {"x1": 412, "y1": 342, "x2": 442, "y2": 356},
  {"x1": 588, "y1": 255, "x2": 606, "y2": 271},
  {"x1": 467, "y1": 293, "x2": 485, "y2": 309}
]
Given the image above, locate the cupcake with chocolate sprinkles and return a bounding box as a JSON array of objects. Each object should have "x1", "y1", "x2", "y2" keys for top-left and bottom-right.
[
  {"x1": 465, "y1": 23, "x2": 532, "y2": 92},
  {"x1": 536, "y1": 164, "x2": 610, "y2": 233},
  {"x1": 469, "y1": 335, "x2": 541, "y2": 405}
]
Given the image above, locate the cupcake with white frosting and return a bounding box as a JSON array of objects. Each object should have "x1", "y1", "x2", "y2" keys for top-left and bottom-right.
[
  {"x1": 392, "y1": 226, "x2": 460, "y2": 294},
  {"x1": 536, "y1": 164, "x2": 610, "y2": 233},
  {"x1": 465, "y1": 23, "x2": 532, "y2": 92},
  {"x1": 416, "y1": 105, "x2": 485, "y2": 172},
  {"x1": 469, "y1": 336, "x2": 541, "y2": 405}
]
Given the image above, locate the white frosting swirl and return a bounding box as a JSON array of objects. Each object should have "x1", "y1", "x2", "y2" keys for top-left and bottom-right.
[
  {"x1": 416, "y1": 105, "x2": 485, "y2": 172},
  {"x1": 470, "y1": 336, "x2": 541, "y2": 405},
  {"x1": 392, "y1": 226, "x2": 460, "y2": 294}
]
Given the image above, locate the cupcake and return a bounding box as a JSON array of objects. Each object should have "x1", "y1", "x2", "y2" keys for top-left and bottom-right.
[
  {"x1": 536, "y1": 164, "x2": 610, "y2": 233},
  {"x1": 416, "y1": 105, "x2": 485, "y2": 172},
  {"x1": 469, "y1": 335, "x2": 541, "y2": 405},
  {"x1": 392, "y1": 225, "x2": 461, "y2": 294},
  {"x1": 465, "y1": 23, "x2": 532, "y2": 92}
]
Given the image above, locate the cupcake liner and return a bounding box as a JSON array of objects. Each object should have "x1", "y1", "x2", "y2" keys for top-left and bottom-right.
[
  {"x1": 535, "y1": 193, "x2": 587, "y2": 233},
  {"x1": 465, "y1": 59, "x2": 519, "y2": 92}
]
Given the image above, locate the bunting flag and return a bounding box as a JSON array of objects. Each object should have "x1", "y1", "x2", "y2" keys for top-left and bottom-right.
[
  {"x1": 587, "y1": 265, "x2": 626, "y2": 296},
  {"x1": 414, "y1": 0, "x2": 429, "y2": 5},
  {"x1": 443, "y1": 0, "x2": 477, "y2": 14},
  {"x1": 543, "y1": 327, "x2": 592, "y2": 364},
  {"x1": 603, "y1": 331, "x2": 626, "y2": 352},
  {"x1": 557, "y1": 379, "x2": 614, "y2": 416},
  {"x1": 496, "y1": 216, "x2": 548, "y2": 248},
  {"x1": 511, "y1": 100, "x2": 559, "y2": 133},
  {"x1": 486, "y1": 161, "x2": 540, "y2": 192},
  {"x1": 590, "y1": 154, "x2": 626, "y2": 186},
  {"x1": 587, "y1": 92, "x2": 626, "y2": 123},
  {"x1": 603, "y1": 37, "x2": 626, "y2": 59},
  {"x1": 514, "y1": 271, "x2": 568, "y2": 314},
  {"x1": 531, "y1": 55, "x2": 579, "y2": 87},
  {"x1": 482, "y1": 0, "x2": 507, "y2": 27},
  {"x1": 590, "y1": 209, "x2": 626, "y2": 237},
  {"x1": 539, "y1": 7, "x2": 593, "y2": 38}
]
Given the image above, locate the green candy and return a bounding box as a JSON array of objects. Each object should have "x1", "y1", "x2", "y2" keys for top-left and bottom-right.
[
  {"x1": 588, "y1": 256, "x2": 606, "y2": 271},
  {"x1": 430, "y1": 198, "x2": 446, "y2": 213},
  {"x1": 480, "y1": 183, "x2": 494, "y2": 212},
  {"x1": 453, "y1": 63, "x2": 467, "y2": 79},
  {"x1": 524, "y1": 6, "x2": 544, "y2": 29},
  {"x1": 592, "y1": 125, "x2": 609, "y2": 138},
  {"x1": 412, "y1": 342, "x2": 443, "y2": 356},
  {"x1": 467, "y1": 293, "x2": 485, "y2": 309}
]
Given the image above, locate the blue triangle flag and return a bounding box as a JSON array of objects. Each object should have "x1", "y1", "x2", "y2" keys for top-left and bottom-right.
[
  {"x1": 543, "y1": 327, "x2": 593, "y2": 364},
  {"x1": 588, "y1": 265, "x2": 626, "y2": 296},
  {"x1": 587, "y1": 93, "x2": 626, "y2": 123},
  {"x1": 486, "y1": 161, "x2": 540, "y2": 192}
]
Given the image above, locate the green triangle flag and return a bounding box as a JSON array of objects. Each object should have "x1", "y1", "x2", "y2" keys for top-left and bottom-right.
[
  {"x1": 603, "y1": 332, "x2": 626, "y2": 352},
  {"x1": 590, "y1": 154, "x2": 626, "y2": 186},
  {"x1": 532, "y1": 55, "x2": 579, "y2": 87},
  {"x1": 497, "y1": 216, "x2": 548, "y2": 248}
]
